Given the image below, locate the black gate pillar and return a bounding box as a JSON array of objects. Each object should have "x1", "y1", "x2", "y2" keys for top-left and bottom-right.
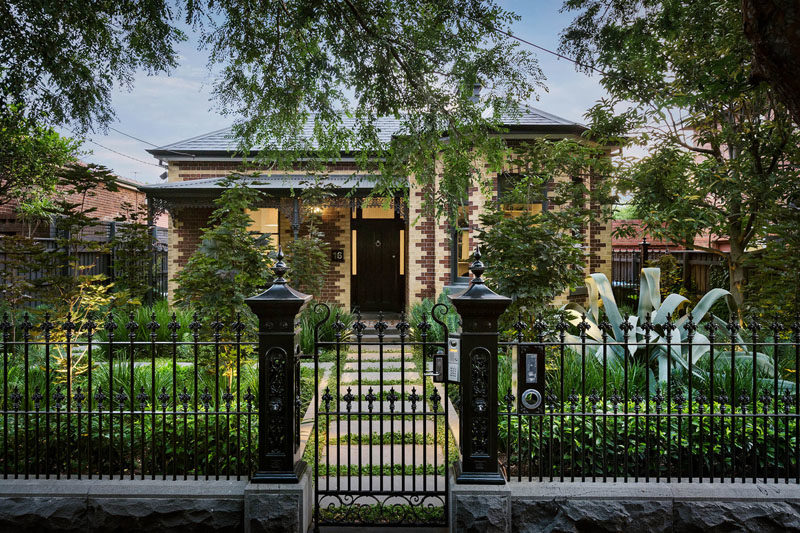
[
  {"x1": 245, "y1": 248, "x2": 311, "y2": 483},
  {"x1": 449, "y1": 247, "x2": 511, "y2": 484}
]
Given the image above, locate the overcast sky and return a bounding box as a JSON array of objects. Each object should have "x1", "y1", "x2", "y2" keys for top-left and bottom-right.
[{"x1": 71, "y1": 0, "x2": 608, "y2": 184}]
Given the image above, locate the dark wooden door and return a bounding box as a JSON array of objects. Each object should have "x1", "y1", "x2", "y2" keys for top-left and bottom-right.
[{"x1": 356, "y1": 220, "x2": 401, "y2": 311}]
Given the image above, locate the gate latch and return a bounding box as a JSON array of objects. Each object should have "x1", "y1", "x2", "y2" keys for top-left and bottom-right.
[{"x1": 425, "y1": 349, "x2": 447, "y2": 383}]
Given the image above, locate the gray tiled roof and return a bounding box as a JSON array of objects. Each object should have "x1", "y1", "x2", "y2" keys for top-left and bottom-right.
[
  {"x1": 148, "y1": 107, "x2": 583, "y2": 156},
  {"x1": 497, "y1": 106, "x2": 583, "y2": 126}
]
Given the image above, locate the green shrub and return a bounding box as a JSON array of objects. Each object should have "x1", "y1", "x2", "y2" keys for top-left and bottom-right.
[
  {"x1": 408, "y1": 292, "x2": 459, "y2": 345},
  {"x1": 498, "y1": 395, "x2": 798, "y2": 480},
  {"x1": 297, "y1": 303, "x2": 353, "y2": 355}
]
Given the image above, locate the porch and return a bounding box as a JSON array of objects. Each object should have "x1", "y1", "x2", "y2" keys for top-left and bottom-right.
[{"x1": 141, "y1": 175, "x2": 427, "y2": 312}]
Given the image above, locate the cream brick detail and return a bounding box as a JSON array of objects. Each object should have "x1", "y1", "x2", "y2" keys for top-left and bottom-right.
[
  {"x1": 167, "y1": 162, "x2": 181, "y2": 182},
  {"x1": 406, "y1": 173, "x2": 428, "y2": 308},
  {"x1": 167, "y1": 215, "x2": 181, "y2": 302}
]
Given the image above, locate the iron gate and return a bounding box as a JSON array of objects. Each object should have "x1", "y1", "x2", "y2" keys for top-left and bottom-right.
[{"x1": 311, "y1": 304, "x2": 451, "y2": 529}]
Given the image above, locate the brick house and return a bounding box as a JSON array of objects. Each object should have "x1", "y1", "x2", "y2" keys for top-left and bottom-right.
[
  {"x1": 143, "y1": 108, "x2": 613, "y2": 311},
  {"x1": 0, "y1": 169, "x2": 167, "y2": 238}
]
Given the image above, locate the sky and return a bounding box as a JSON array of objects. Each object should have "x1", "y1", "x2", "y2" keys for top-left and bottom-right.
[{"x1": 73, "y1": 0, "x2": 608, "y2": 184}]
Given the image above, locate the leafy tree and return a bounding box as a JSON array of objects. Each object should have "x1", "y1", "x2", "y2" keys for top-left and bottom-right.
[
  {"x1": 0, "y1": 106, "x2": 78, "y2": 210},
  {"x1": 2, "y1": 1, "x2": 544, "y2": 216},
  {"x1": 39, "y1": 163, "x2": 127, "y2": 312},
  {"x1": 111, "y1": 202, "x2": 160, "y2": 303},
  {"x1": 0, "y1": 1, "x2": 184, "y2": 129},
  {"x1": 192, "y1": 0, "x2": 543, "y2": 217},
  {"x1": 560, "y1": 0, "x2": 800, "y2": 310},
  {"x1": 742, "y1": 199, "x2": 800, "y2": 318},
  {"x1": 285, "y1": 229, "x2": 330, "y2": 299},
  {"x1": 476, "y1": 138, "x2": 615, "y2": 326},
  {"x1": 741, "y1": 0, "x2": 800, "y2": 125},
  {"x1": 478, "y1": 210, "x2": 584, "y2": 320},
  {"x1": 173, "y1": 176, "x2": 273, "y2": 321}
]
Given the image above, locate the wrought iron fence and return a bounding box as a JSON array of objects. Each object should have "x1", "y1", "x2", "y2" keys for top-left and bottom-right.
[
  {"x1": 4, "y1": 246, "x2": 798, "y2": 498},
  {"x1": 0, "y1": 223, "x2": 168, "y2": 306},
  {"x1": 498, "y1": 316, "x2": 800, "y2": 483},
  {"x1": 0, "y1": 311, "x2": 267, "y2": 480},
  {"x1": 612, "y1": 242, "x2": 725, "y2": 309}
]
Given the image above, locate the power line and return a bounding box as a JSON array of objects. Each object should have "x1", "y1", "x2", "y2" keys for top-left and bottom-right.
[
  {"x1": 109, "y1": 126, "x2": 197, "y2": 158},
  {"x1": 109, "y1": 126, "x2": 159, "y2": 146},
  {"x1": 470, "y1": 16, "x2": 609, "y2": 77},
  {"x1": 86, "y1": 139, "x2": 164, "y2": 168}
]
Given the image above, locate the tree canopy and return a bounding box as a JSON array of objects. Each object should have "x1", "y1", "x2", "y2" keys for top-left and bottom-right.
[
  {"x1": 1, "y1": 1, "x2": 547, "y2": 216},
  {"x1": 0, "y1": 106, "x2": 79, "y2": 212},
  {"x1": 0, "y1": 0, "x2": 184, "y2": 130},
  {"x1": 173, "y1": 176, "x2": 274, "y2": 320},
  {"x1": 560, "y1": 0, "x2": 800, "y2": 310}
]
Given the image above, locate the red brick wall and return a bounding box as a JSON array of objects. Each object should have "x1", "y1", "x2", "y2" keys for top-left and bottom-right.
[
  {"x1": 412, "y1": 186, "x2": 436, "y2": 300},
  {"x1": 317, "y1": 208, "x2": 347, "y2": 303},
  {"x1": 172, "y1": 207, "x2": 213, "y2": 271},
  {"x1": 0, "y1": 180, "x2": 165, "y2": 235}
]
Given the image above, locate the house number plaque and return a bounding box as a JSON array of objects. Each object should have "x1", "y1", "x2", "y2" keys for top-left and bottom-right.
[{"x1": 331, "y1": 249, "x2": 345, "y2": 262}]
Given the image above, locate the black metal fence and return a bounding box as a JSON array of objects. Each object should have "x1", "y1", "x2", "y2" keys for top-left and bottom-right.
[
  {"x1": 3, "y1": 247, "x2": 797, "y2": 503},
  {"x1": 0, "y1": 222, "x2": 168, "y2": 305},
  {"x1": 498, "y1": 316, "x2": 800, "y2": 483},
  {"x1": 612, "y1": 241, "x2": 725, "y2": 309},
  {"x1": 0, "y1": 312, "x2": 264, "y2": 480}
]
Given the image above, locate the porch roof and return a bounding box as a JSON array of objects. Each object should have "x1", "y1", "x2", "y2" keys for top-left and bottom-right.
[{"x1": 139, "y1": 174, "x2": 380, "y2": 202}]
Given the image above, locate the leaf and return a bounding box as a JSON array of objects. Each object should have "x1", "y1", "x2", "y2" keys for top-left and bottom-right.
[
  {"x1": 691, "y1": 288, "x2": 734, "y2": 323},
  {"x1": 653, "y1": 293, "x2": 688, "y2": 325},
  {"x1": 638, "y1": 267, "x2": 661, "y2": 322},
  {"x1": 587, "y1": 273, "x2": 624, "y2": 341}
]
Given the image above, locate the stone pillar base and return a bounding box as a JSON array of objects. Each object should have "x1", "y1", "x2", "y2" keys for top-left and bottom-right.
[
  {"x1": 449, "y1": 466, "x2": 511, "y2": 533},
  {"x1": 244, "y1": 467, "x2": 312, "y2": 533}
]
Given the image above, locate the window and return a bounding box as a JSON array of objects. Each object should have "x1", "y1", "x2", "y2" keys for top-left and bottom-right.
[
  {"x1": 450, "y1": 207, "x2": 471, "y2": 283},
  {"x1": 497, "y1": 173, "x2": 546, "y2": 217},
  {"x1": 359, "y1": 197, "x2": 395, "y2": 219},
  {"x1": 246, "y1": 208, "x2": 280, "y2": 247}
]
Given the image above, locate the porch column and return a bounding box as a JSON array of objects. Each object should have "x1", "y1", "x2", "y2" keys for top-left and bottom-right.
[
  {"x1": 245, "y1": 247, "x2": 311, "y2": 483},
  {"x1": 449, "y1": 247, "x2": 510, "y2": 484}
]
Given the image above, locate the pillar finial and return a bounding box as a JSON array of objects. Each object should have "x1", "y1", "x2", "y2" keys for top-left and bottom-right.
[
  {"x1": 272, "y1": 246, "x2": 288, "y2": 283},
  {"x1": 470, "y1": 246, "x2": 485, "y2": 283}
]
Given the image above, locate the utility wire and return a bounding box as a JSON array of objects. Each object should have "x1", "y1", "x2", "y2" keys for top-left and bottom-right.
[
  {"x1": 86, "y1": 139, "x2": 164, "y2": 168},
  {"x1": 468, "y1": 15, "x2": 610, "y2": 78},
  {"x1": 109, "y1": 126, "x2": 197, "y2": 158}
]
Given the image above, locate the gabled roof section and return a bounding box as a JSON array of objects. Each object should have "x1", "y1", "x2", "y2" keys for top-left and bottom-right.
[
  {"x1": 497, "y1": 105, "x2": 584, "y2": 128},
  {"x1": 147, "y1": 107, "x2": 584, "y2": 159}
]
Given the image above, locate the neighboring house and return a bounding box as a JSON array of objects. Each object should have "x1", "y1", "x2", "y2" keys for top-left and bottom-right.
[
  {"x1": 143, "y1": 107, "x2": 614, "y2": 312},
  {"x1": 0, "y1": 168, "x2": 168, "y2": 238},
  {"x1": 612, "y1": 220, "x2": 730, "y2": 252}
]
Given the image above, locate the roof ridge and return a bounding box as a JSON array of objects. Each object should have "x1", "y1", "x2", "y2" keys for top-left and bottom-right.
[{"x1": 153, "y1": 126, "x2": 234, "y2": 151}]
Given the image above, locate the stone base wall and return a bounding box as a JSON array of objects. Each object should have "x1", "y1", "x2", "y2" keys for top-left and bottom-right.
[
  {"x1": 451, "y1": 476, "x2": 800, "y2": 533},
  {"x1": 0, "y1": 472, "x2": 312, "y2": 533}
]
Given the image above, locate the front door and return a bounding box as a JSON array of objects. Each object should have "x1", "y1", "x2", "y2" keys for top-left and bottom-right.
[{"x1": 355, "y1": 220, "x2": 401, "y2": 312}]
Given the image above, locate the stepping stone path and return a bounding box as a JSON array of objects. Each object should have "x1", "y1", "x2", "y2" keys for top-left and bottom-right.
[{"x1": 316, "y1": 321, "x2": 448, "y2": 510}]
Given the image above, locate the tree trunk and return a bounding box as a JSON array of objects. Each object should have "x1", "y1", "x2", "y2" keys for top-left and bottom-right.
[
  {"x1": 727, "y1": 242, "x2": 746, "y2": 315},
  {"x1": 742, "y1": 0, "x2": 800, "y2": 124}
]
